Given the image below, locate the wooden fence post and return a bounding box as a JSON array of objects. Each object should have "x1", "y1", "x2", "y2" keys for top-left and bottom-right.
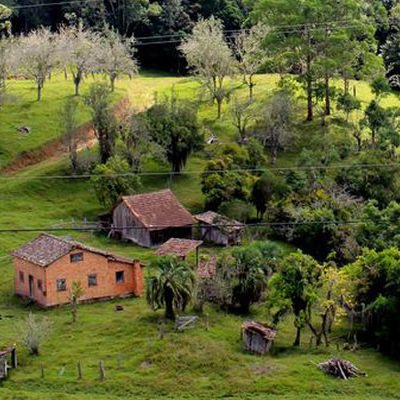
[
  {"x1": 99, "y1": 360, "x2": 106, "y2": 381},
  {"x1": 77, "y1": 361, "x2": 82, "y2": 379},
  {"x1": 40, "y1": 364, "x2": 44, "y2": 379}
]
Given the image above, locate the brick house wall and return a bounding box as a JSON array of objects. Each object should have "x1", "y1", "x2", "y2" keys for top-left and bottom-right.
[{"x1": 13, "y1": 249, "x2": 144, "y2": 307}]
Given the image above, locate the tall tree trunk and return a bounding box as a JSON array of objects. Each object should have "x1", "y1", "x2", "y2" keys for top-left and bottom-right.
[
  {"x1": 217, "y1": 98, "x2": 222, "y2": 119},
  {"x1": 249, "y1": 78, "x2": 254, "y2": 100},
  {"x1": 110, "y1": 76, "x2": 116, "y2": 92},
  {"x1": 164, "y1": 287, "x2": 175, "y2": 320},
  {"x1": 37, "y1": 84, "x2": 42, "y2": 101},
  {"x1": 306, "y1": 67, "x2": 313, "y2": 121},
  {"x1": 325, "y1": 74, "x2": 331, "y2": 116},
  {"x1": 293, "y1": 327, "x2": 301, "y2": 346}
]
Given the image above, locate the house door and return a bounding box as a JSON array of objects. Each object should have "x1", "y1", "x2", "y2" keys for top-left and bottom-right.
[{"x1": 29, "y1": 275, "x2": 34, "y2": 297}]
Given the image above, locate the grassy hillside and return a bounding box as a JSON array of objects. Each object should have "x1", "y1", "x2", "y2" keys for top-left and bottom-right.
[{"x1": 1, "y1": 73, "x2": 400, "y2": 399}]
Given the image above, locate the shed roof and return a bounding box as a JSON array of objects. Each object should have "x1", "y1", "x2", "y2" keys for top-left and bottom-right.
[
  {"x1": 12, "y1": 233, "x2": 136, "y2": 267},
  {"x1": 156, "y1": 238, "x2": 203, "y2": 258},
  {"x1": 119, "y1": 190, "x2": 195, "y2": 231},
  {"x1": 241, "y1": 321, "x2": 277, "y2": 341},
  {"x1": 195, "y1": 211, "x2": 245, "y2": 234}
]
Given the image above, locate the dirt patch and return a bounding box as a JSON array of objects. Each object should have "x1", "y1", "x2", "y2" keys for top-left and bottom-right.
[
  {"x1": 1, "y1": 97, "x2": 131, "y2": 175},
  {"x1": 251, "y1": 363, "x2": 278, "y2": 376}
]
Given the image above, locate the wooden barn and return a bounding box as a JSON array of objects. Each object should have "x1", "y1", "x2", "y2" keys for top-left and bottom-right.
[
  {"x1": 195, "y1": 211, "x2": 245, "y2": 246},
  {"x1": 112, "y1": 190, "x2": 195, "y2": 248},
  {"x1": 241, "y1": 321, "x2": 277, "y2": 355}
]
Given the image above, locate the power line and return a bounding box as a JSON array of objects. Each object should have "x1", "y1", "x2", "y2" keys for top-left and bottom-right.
[
  {"x1": 0, "y1": 218, "x2": 391, "y2": 234},
  {"x1": 0, "y1": 162, "x2": 399, "y2": 181}
]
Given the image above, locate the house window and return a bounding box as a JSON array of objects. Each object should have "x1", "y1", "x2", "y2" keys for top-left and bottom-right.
[
  {"x1": 70, "y1": 253, "x2": 84, "y2": 263},
  {"x1": 56, "y1": 279, "x2": 67, "y2": 292},
  {"x1": 116, "y1": 271, "x2": 125, "y2": 284},
  {"x1": 88, "y1": 274, "x2": 97, "y2": 287},
  {"x1": 19, "y1": 271, "x2": 24, "y2": 283},
  {"x1": 37, "y1": 279, "x2": 43, "y2": 291}
]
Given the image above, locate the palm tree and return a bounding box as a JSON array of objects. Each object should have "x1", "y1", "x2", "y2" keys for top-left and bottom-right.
[{"x1": 146, "y1": 256, "x2": 195, "y2": 320}]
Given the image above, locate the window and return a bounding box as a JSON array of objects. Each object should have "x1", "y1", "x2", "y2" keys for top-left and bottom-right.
[
  {"x1": 116, "y1": 271, "x2": 125, "y2": 284},
  {"x1": 19, "y1": 271, "x2": 24, "y2": 283},
  {"x1": 88, "y1": 274, "x2": 97, "y2": 287},
  {"x1": 37, "y1": 279, "x2": 43, "y2": 291},
  {"x1": 56, "y1": 279, "x2": 67, "y2": 292},
  {"x1": 70, "y1": 253, "x2": 84, "y2": 263}
]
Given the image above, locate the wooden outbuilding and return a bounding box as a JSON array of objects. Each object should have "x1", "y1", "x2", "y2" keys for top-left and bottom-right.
[
  {"x1": 241, "y1": 321, "x2": 277, "y2": 355},
  {"x1": 195, "y1": 211, "x2": 245, "y2": 246},
  {"x1": 0, "y1": 347, "x2": 17, "y2": 380},
  {"x1": 156, "y1": 238, "x2": 203, "y2": 267},
  {"x1": 112, "y1": 190, "x2": 195, "y2": 248},
  {"x1": 12, "y1": 233, "x2": 144, "y2": 307}
]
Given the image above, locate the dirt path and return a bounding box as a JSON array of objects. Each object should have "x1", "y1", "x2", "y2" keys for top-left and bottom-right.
[{"x1": 1, "y1": 98, "x2": 131, "y2": 175}]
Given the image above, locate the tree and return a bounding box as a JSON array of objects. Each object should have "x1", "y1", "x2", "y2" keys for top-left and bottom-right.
[
  {"x1": 361, "y1": 99, "x2": 390, "y2": 147},
  {"x1": 97, "y1": 27, "x2": 138, "y2": 92},
  {"x1": 344, "y1": 247, "x2": 400, "y2": 356},
  {"x1": 70, "y1": 281, "x2": 85, "y2": 323},
  {"x1": 0, "y1": 3, "x2": 11, "y2": 35},
  {"x1": 146, "y1": 93, "x2": 203, "y2": 173},
  {"x1": 233, "y1": 23, "x2": 269, "y2": 99},
  {"x1": 337, "y1": 93, "x2": 361, "y2": 122},
  {"x1": 256, "y1": 90, "x2": 294, "y2": 164},
  {"x1": 229, "y1": 96, "x2": 255, "y2": 142},
  {"x1": 251, "y1": 171, "x2": 287, "y2": 219},
  {"x1": 226, "y1": 245, "x2": 268, "y2": 313},
  {"x1": 57, "y1": 24, "x2": 101, "y2": 96},
  {"x1": 180, "y1": 17, "x2": 235, "y2": 118},
  {"x1": 146, "y1": 256, "x2": 195, "y2": 320},
  {"x1": 60, "y1": 97, "x2": 80, "y2": 173},
  {"x1": 267, "y1": 251, "x2": 322, "y2": 346},
  {"x1": 84, "y1": 82, "x2": 116, "y2": 163},
  {"x1": 17, "y1": 27, "x2": 56, "y2": 101},
  {"x1": 0, "y1": 37, "x2": 17, "y2": 98},
  {"x1": 117, "y1": 110, "x2": 152, "y2": 172},
  {"x1": 19, "y1": 313, "x2": 52, "y2": 356},
  {"x1": 91, "y1": 155, "x2": 141, "y2": 207},
  {"x1": 252, "y1": 0, "x2": 375, "y2": 121},
  {"x1": 336, "y1": 150, "x2": 400, "y2": 207}
]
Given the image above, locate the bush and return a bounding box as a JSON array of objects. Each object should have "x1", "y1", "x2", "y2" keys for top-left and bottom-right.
[{"x1": 19, "y1": 313, "x2": 52, "y2": 356}]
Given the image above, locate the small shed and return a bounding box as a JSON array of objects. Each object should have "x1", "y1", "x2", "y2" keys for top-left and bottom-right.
[
  {"x1": 0, "y1": 347, "x2": 17, "y2": 380},
  {"x1": 156, "y1": 238, "x2": 203, "y2": 267},
  {"x1": 241, "y1": 321, "x2": 277, "y2": 355},
  {"x1": 195, "y1": 211, "x2": 245, "y2": 246}
]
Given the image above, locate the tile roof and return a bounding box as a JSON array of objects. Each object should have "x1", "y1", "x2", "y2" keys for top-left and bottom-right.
[
  {"x1": 12, "y1": 233, "x2": 136, "y2": 267},
  {"x1": 195, "y1": 211, "x2": 245, "y2": 234},
  {"x1": 156, "y1": 238, "x2": 203, "y2": 258},
  {"x1": 241, "y1": 321, "x2": 277, "y2": 341},
  {"x1": 121, "y1": 190, "x2": 195, "y2": 231}
]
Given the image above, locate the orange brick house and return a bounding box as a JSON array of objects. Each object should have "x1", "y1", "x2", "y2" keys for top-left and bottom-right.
[{"x1": 12, "y1": 233, "x2": 144, "y2": 307}]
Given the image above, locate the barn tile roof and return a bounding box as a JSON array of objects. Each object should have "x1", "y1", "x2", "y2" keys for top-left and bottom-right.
[
  {"x1": 241, "y1": 321, "x2": 277, "y2": 341},
  {"x1": 195, "y1": 211, "x2": 245, "y2": 234},
  {"x1": 121, "y1": 190, "x2": 195, "y2": 231},
  {"x1": 12, "y1": 233, "x2": 136, "y2": 267},
  {"x1": 156, "y1": 238, "x2": 203, "y2": 258}
]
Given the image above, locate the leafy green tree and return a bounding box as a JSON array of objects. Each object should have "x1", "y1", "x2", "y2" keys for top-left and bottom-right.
[
  {"x1": 84, "y1": 82, "x2": 116, "y2": 164},
  {"x1": 337, "y1": 93, "x2": 361, "y2": 122},
  {"x1": 336, "y1": 150, "x2": 400, "y2": 206},
  {"x1": 252, "y1": 0, "x2": 375, "y2": 121},
  {"x1": 91, "y1": 156, "x2": 141, "y2": 207},
  {"x1": 268, "y1": 251, "x2": 323, "y2": 346},
  {"x1": 251, "y1": 171, "x2": 287, "y2": 219},
  {"x1": 146, "y1": 93, "x2": 203, "y2": 173},
  {"x1": 201, "y1": 157, "x2": 248, "y2": 211},
  {"x1": 0, "y1": 3, "x2": 11, "y2": 35},
  {"x1": 146, "y1": 256, "x2": 195, "y2": 320},
  {"x1": 345, "y1": 247, "x2": 400, "y2": 356},
  {"x1": 70, "y1": 281, "x2": 85, "y2": 324}
]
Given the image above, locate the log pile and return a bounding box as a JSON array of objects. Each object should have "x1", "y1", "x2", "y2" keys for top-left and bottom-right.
[{"x1": 318, "y1": 358, "x2": 366, "y2": 380}]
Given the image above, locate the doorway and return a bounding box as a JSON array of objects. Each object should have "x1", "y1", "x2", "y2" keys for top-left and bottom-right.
[{"x1": 29, "y1": 275, "x2": 34, "y2": 297}]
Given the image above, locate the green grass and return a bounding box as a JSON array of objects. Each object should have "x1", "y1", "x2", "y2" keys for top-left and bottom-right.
[{"x1": 1, "y1": 72, "x2": 400, "y2": 399}]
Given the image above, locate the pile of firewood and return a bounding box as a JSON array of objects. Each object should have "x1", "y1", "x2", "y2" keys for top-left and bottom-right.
[{"x1": 318, "y1": 358, "x2": 366, "y2": 380}]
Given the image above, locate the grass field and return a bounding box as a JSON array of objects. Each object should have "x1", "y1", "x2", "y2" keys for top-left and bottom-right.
[{"x1": 1, "y1": 72, "x2": 400, "y2": 399}]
